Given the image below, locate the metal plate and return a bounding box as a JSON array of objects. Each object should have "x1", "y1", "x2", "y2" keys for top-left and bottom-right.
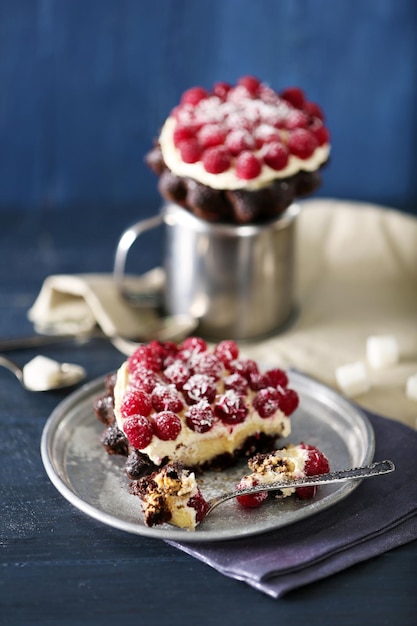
[{"x1": 41, "y1": 371, "x2": 374, "y2": 542}]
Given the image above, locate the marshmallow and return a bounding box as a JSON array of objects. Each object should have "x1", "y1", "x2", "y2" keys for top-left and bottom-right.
[
  {"x1": 335, "y1": 361, "x2": 370, "y2": 398},
  {"x1": 366, "y1": 335, "x2": 399, "y2": 370},
  {"x1": 406, "y1": 373, "x2": 417, "y2": 402}
]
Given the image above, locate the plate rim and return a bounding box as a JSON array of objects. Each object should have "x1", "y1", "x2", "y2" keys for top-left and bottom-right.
[{"x1": 40, "y1": 371, "x2": 375, "y2": 543}]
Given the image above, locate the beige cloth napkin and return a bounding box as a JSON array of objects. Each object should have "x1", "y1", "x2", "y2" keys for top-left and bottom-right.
[
  {"x1": 28, "y1": 269, "x2": 164, "y2": 338},
  {"x1": 244, "y1": 199, "x2": 417, "y2": 430},
  {"x1": 28, "y1": 199, "x2": 417, "y2": 429}
]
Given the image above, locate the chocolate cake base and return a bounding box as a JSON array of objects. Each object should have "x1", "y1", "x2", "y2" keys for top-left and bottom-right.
[{"x1": 146, "y1": 144, "x2": 326, "y2": 224}]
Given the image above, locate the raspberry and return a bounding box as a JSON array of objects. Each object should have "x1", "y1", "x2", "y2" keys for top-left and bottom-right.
[
  {"x1": 214, "y1": 390, "x2": 248, "y2": 424},
  {"x1": 151, "y1": 384, "x2": 184, "y2": 413},
  {"x1": 213, "y1": 81, "x2": 231, "y2": 100},
  {"x1": 127, "y1": 345, "x2": 163, "y2": 373},
  {"x1": 226, "y1": 112, "x2": 253, "y2": 132},
  {"x1": 287, "y1": 129, "x2": 318, "y2": 159},
  {"x1": 214, "y1": 339, "x2": 239, "y2": 366},
  {"x1": 172, "y1": 103, "x2": 194, "y2": 123},
  {"x1": 180, "y1": 336, "x2": 207, "y2": 353},
  {"x1": 304, "y1": 101, "x2": 325, "y2": 121},
  {"x1": 120, "y1": 390, "x2": 152, "y2": 418},
  {"x1": 247, "y1": 372, "x2": 269, "y2": 391},
  {"x1": 238, "y1": 75, "x2": 261, "y2": 96},
  {"x1": 129, "y1": 367, "x2": 159, "y2": 393},
  {"x1": 178, "y1": 139, "x2": 202, "y2": 163},
  {"x1": 265, "y1": 368, "x2": 289, "y2": 389},
  {"x1": 224, "y1": 372, "x2": 248, "y2": 395},
  {"x1": 236, "y1": 478, "x2": 268, "y2": 508},
  {"x1": 280, "y1": 87, "x2": 306, "y2": 109},
  {"x1": 188, "y1": 492, "x2": 210, "y2": 523},
  {"x1": 170, "y1": 104, "x2": 183, "y2": 121},
  {"x1": 296, "y1": 443, "x2": 330, "y2": 499},
  {"x1": 230, "y1": 358, "x2": 259, "y2": 384},
  {"x1": 301, "y1": 443, "x2": 330, "y2": 475},
  {"x1": 285, "y1": 109, "x2": 309, "y2": 130},
  {"x1": 309, "y1": 119, "x2": 330, "y2": 146},
  {"x1": 197, "y1": 124, "x2": 226, "y2": 149},
  {"x1": 123, "y1": 415, "x2": 153, "y2": 449},
  {"x1": 152, "y1": 411, "x2": 182, "y2": 441},
  {"x1": 159, "y1": 341, "x2": 179, "y2": 367},
  {"x1": 192, "y1": 352, "x2": 224, "y2": 379},
  {"x1": 227, "y1": 85, "x2": 253, "y2": 104},
  {"x1": 254, "y1": 124, "x2": 281, "y2": 147},
  {"x1": 258, "y1": 85, "x2": 280, "y2": 105},
  {"x1": 185, "y1": 401, "x2": 215, "y2": 433},
  {"x1": 235, "y1": 151, "x2": 262, "y2": 180},
  {"x1": 202, "y1": 146, "x2": 231, "y2": 174},
  {"x1": 164, "y1": 360, "x2": 190, "y2": 389},
  {"x1": 277, "y1": 388, "x2": 299, "y2": 415},
  {"x1": 225, "y1": 129, "x2": 256, "y2": 156},
  {"x1": 173, "y1": 123, "x2": 197, "y2": 147},
  {"x1": 296, "y1": 486, "x2": 317, "y2": 500},
  {"x1": 262, "y1": 141, "x2": 289, "y2": 171},
  {"x1": 180, "y1": 86, "x2": 208, "y2": 106},
  {"x1": 236, "y1": 491, "x2": 268, "y2": 508},
  {"x1": 148, "y1": 340, "x2": 176, "y2": 364},
  {"x1": 183, "y1": 374, "x2": 217, "y2": 405},
  {"x1": 179, "y1": 337, "x2": 208, "y2": 361},
  {"x1": 231, "y1": 358, "x2": 270, "y2": 392},
  {"x1": 193, "y1": 111, "x2": 218, "y2": 129},
  {"x1": 253, "y1": 387, "x2": 280, "y2": 418}
]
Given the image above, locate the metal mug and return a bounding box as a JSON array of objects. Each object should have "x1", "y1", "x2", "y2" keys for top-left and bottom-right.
[{"x1": 114, "y1": 202, "x2": 299, "y2": 341}]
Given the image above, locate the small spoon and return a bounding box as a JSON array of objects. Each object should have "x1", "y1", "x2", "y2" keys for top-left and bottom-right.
[
  {"x1": 0, "y1": 354, "x2": 86, "y2": 391},
  {"x1": 204, "y1": 460, "x2": 395, "y2": 516}
]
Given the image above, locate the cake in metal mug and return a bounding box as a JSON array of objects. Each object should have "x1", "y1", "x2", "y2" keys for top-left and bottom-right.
[{"x1": 146, "y1": 75, "x2": 330, "y2": 224}]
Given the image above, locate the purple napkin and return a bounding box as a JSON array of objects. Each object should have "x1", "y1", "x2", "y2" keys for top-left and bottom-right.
[{"x1": 169, "y1": 411, "x2": 417, "y2": 598}]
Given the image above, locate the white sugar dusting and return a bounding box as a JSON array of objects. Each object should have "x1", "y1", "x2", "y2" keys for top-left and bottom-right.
[
  {"x1": 67, "y1": 424, "x2": 104, "y2": 464},
  {"x1": 178, "y1": 87, "x2": 294, "y2": 132},
  {"x1": 98, "y1": 471, "x2": 144, "y2": 522}
]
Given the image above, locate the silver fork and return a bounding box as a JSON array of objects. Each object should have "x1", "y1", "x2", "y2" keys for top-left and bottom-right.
[{"x1": 205, "y1": 460, "x2": 395, "y2": 515}]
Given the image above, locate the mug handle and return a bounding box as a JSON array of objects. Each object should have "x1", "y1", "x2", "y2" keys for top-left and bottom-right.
[{"x1": 114, "y1": 214, "x2": 164, "y2": 307}]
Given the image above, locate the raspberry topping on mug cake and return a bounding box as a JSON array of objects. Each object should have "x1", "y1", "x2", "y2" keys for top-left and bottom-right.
[{"x1": 145, "y1": 76, "x2": 330, "y2": 223}]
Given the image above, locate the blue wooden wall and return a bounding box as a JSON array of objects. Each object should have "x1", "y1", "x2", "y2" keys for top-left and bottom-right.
[{"x1": 1, "y1": 0, "x2": 416, "y2": 215}]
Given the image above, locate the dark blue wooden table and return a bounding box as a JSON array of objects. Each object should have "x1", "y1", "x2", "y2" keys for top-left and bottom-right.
[{"x1": 1, "y1": 207, "x2": 416, "y2": 625}]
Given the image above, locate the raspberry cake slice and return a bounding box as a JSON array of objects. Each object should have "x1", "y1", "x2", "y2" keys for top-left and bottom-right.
[
  {"x1": 95, "y1": 337, "x2": 299, "y2": 478},
  {"x1": 146, "y1": 76, "x2": 330, "y2": 224}
]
